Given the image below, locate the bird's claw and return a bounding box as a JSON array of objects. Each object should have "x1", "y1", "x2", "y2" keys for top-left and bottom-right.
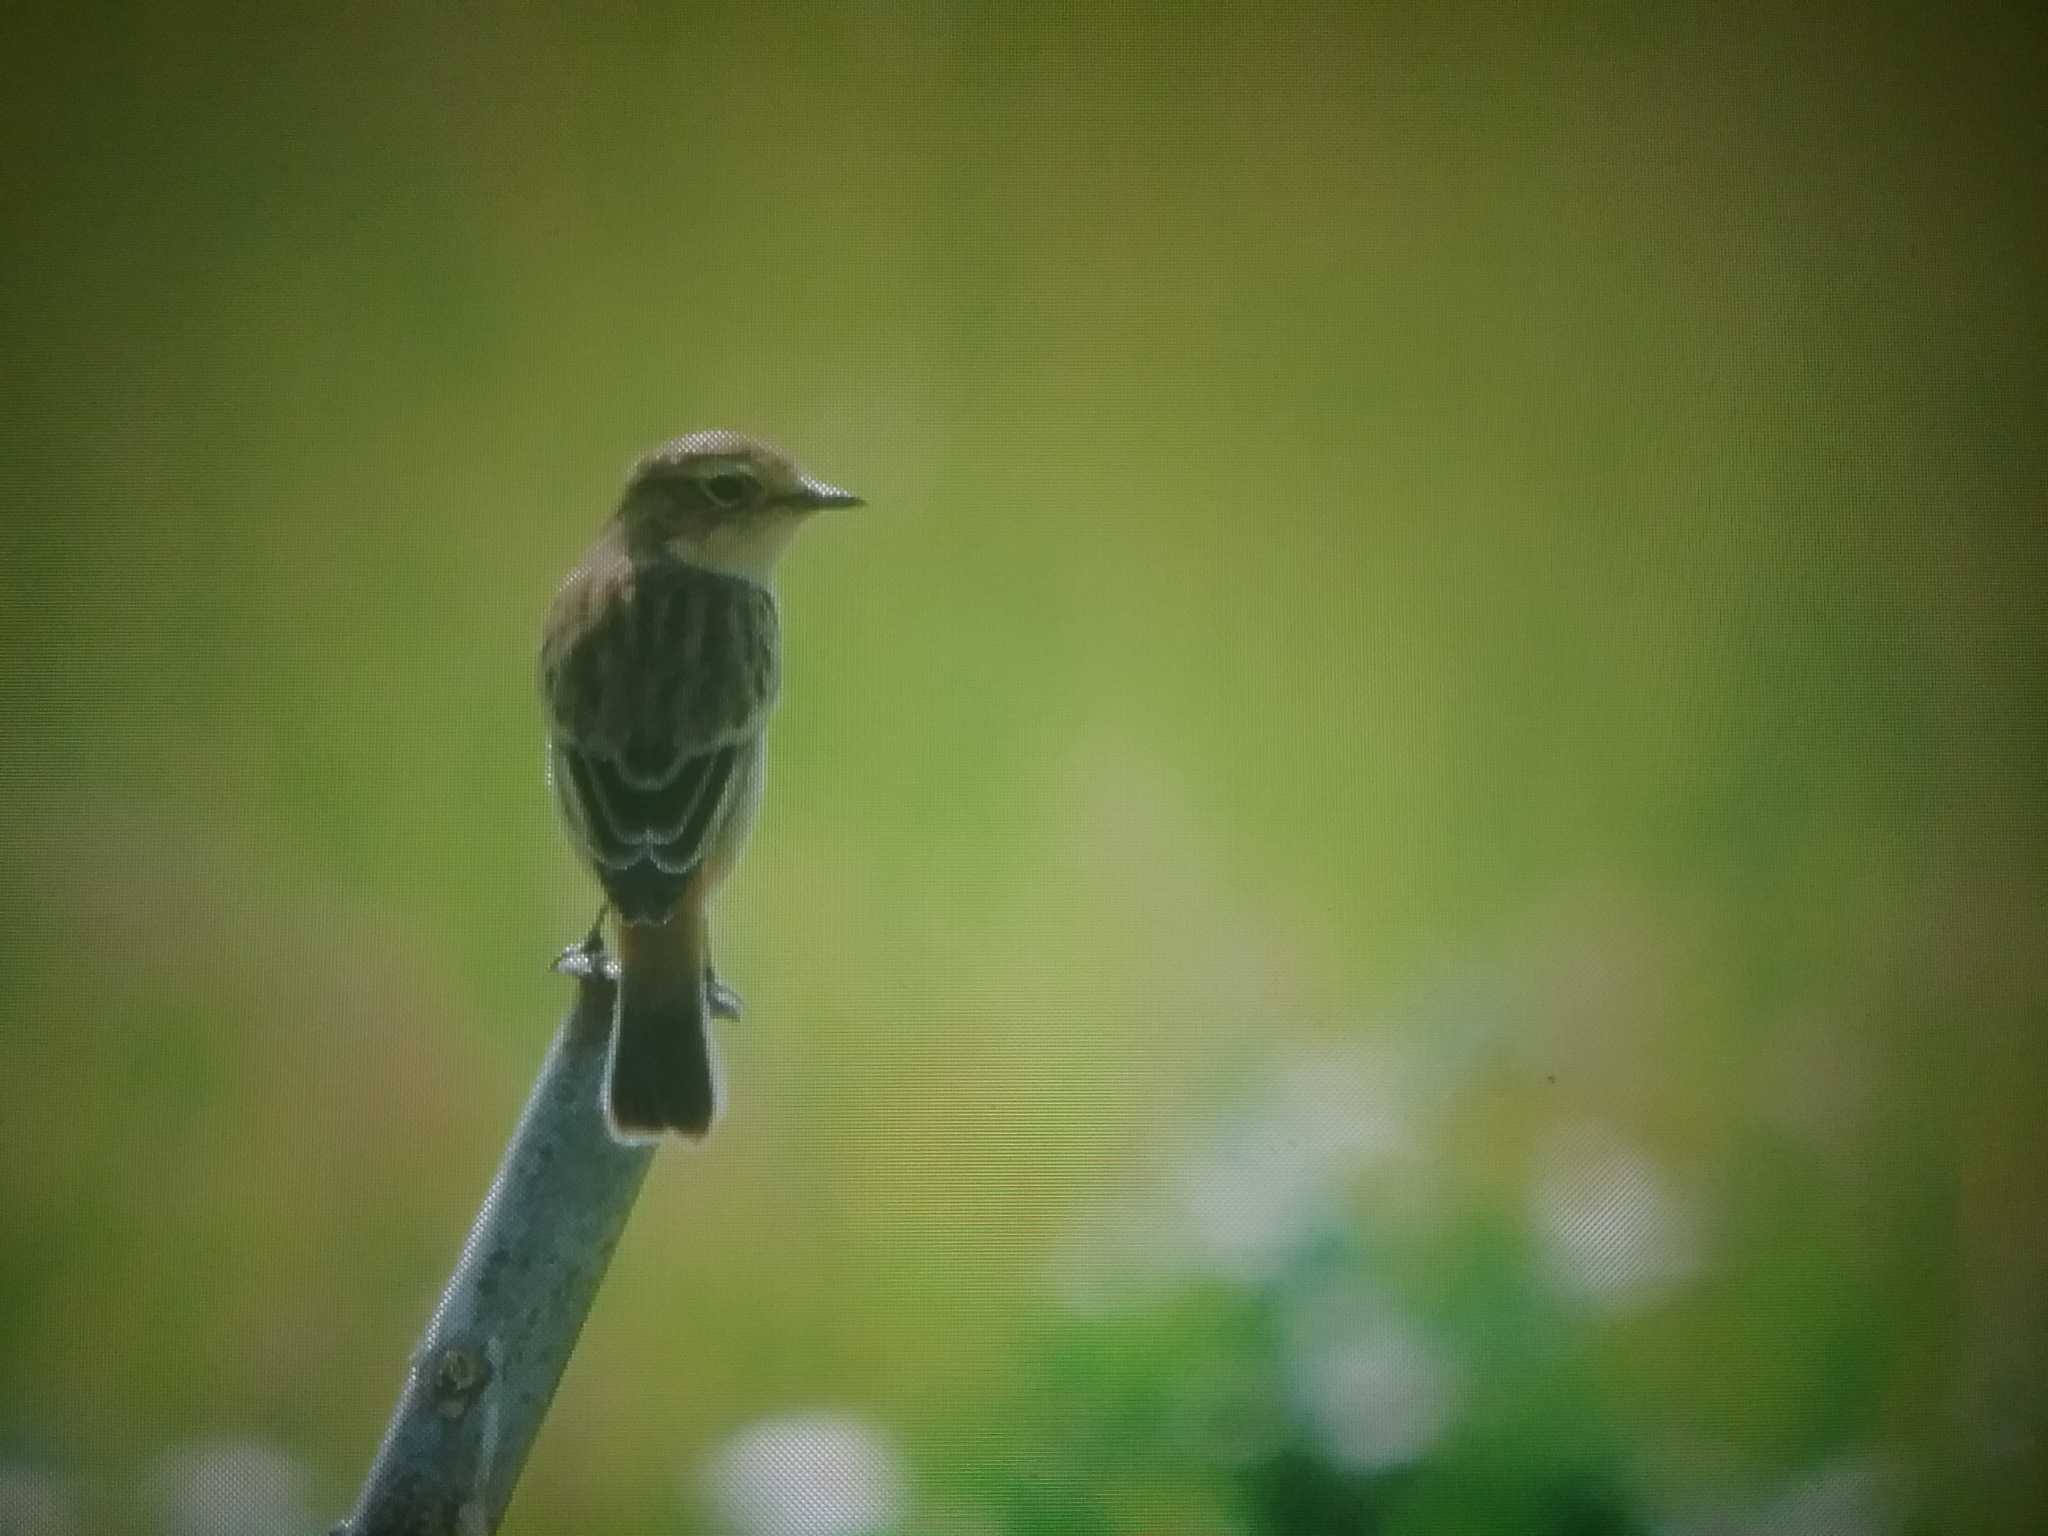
[
  {"x1": 551, "y1": 927, "x2": 619, "y2": 982},
  {"x1": 550, "y1": 927, "x2": 739, "y2": 1014},
  {"x1": 707, "y1": 969, "x2": 744, "y2": 1021}
]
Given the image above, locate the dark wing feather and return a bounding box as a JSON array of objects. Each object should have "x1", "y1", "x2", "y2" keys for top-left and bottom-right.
[
  {"x1": 559, "y1": 741, "x2": 739, "y2": 873},
  {"x1": 541, "y1": 554, "x2": 777, "y2": 920}
]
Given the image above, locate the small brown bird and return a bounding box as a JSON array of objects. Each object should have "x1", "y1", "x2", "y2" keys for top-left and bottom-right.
[{"x1": 540, "y1": 430, "x2": 861, "y2": 1141}]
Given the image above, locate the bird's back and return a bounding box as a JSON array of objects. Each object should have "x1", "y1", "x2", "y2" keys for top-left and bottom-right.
[{"x1": 542, "y1": 545, "x2": 780, "y2": 918}]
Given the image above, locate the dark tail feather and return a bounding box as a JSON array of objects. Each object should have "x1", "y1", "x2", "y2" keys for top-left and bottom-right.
[{"x1": 607, "y1": 912, "x2": 719, "y2": 1141}]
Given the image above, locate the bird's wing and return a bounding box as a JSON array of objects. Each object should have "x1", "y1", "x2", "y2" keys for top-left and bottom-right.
[{"x1": 541, "y1": 555, "x2": 778, "y2": 913}]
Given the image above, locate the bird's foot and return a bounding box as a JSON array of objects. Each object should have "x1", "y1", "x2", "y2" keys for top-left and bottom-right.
[
  {"x1": 548, "y1": 914, "x2": 736, "y2": 1009},
  {"x1": 551, "y1": 913, "x2": 620, "y2": 982},
  {"x1": 707, "y1": 967, "x2": 744, "y2": 1022}
]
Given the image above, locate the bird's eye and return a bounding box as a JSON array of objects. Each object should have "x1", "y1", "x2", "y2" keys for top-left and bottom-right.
[{"x1": 701, "y1": 471, "x2": 758, "y2": 508}]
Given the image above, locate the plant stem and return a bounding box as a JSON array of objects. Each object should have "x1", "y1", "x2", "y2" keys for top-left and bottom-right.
[{"x1": 334, "y1": 941, "x2": 652, "y2": 1536}]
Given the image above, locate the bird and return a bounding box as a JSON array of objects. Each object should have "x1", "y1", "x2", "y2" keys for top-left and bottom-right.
[{"x1": 539, "y1": 430, "x2": 861, "y2": 1141}]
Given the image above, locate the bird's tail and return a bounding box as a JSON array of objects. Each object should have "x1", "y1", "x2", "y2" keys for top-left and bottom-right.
[{"x1": 607, "y1": 908, "x2": 719, "y2": 1142}]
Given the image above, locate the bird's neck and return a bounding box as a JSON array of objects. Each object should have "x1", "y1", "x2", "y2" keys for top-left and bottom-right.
[
  {"x1": 673, "y1": 525, "x2": 792, "y2": 584},
  {"x1": 618, "y1": 516, "x2": 793, "y2": 586}
]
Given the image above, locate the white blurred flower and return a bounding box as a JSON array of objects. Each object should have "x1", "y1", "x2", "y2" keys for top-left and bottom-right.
[
  {"x1": 1531, "y1": 1121, "x2": 1702, "y2": 1309},
  {"x1": 1657, "y1": 1451, "x2": 1903, "y2": 1536},
  {"x1": 701, "y1": 1412, "x2": 904, "y2": 1536},
  {"x1": 0, "y1": 1458, "x2": 77, "y2": 1536},
  {"x1": 1174, "y1": 1046, "x2": 1420, "y2": 1284},
  {"x1": 1176, "y1": 1117, "x2": 1338, "y2": 1285},
  {"x1": 1265, "y1": 1048, "x2": 1419, "y2": 1172},
  {"x1": 1750, "y1": 1454, "x2": 1901, "y2": 1536},
  {"x1": 1283, "y1": 1282, "x2": 1458, "y2": 1471},
  {"x1": 145, "y1": 1439, "x2": 314, "y2": 1536}
]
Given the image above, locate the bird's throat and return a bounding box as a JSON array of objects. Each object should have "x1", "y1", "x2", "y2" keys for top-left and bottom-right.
[{"x1": 663, "y1": 519, "x2": 797, "y2": 584}]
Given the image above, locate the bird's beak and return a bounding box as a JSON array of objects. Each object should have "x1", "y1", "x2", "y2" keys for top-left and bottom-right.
[{"x1": 793, "y1": 475, "x2": 864, "y2": 511}]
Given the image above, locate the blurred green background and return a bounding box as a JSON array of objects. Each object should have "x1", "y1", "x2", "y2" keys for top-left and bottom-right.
[{"x1": 2, "y1": 3, "x2": 2041, "y2": 1533}]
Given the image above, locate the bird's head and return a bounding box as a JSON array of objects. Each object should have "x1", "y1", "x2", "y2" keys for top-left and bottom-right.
[{"x1": 616, "y1": 429, "x2": 862, "y2": 579}]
